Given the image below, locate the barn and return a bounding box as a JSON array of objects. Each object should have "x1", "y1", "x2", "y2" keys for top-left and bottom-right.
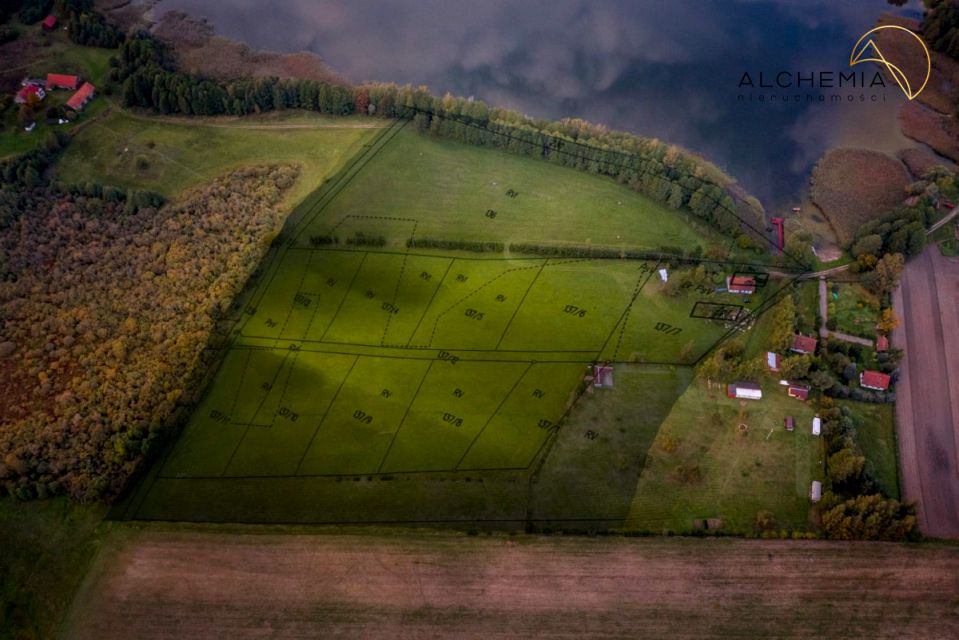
[
  {"x1": 66, "y1": 82, "x2": 96, "y2": 112},
  {"x1": 46, "y1": 73, "x2": 80, "y2": 91},
  {"x1": 860, "y1": 370, "x2": 891, "y2": 391},
  {"x1": 726, "y1": 381, "x2": 762, "y2": 400}
]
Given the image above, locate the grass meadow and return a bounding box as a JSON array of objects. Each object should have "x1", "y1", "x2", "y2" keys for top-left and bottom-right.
[
  {"x1": 57, "y1": 111, "x2": 381, "y2": 205},
  {"x1": 625, "y1": 376, "x2": 823, "y2": 533}
]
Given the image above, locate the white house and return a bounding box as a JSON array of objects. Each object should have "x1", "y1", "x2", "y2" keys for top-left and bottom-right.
[{"x1": 726, "y1": 382, "x2": 762, "y2": 400}]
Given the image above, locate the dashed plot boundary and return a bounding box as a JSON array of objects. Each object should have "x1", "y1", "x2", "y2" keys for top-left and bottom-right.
[{"x1": 233, "y1": 246, "x2": 788, "y2": 367}]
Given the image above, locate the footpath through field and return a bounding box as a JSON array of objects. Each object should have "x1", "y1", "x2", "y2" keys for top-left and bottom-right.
[
  {"x1": 892, "y1": 248, "x2": 959, "y2": 538},
  {"x1": 64, "y1": 528, "x2": 959, "y2": 639}
]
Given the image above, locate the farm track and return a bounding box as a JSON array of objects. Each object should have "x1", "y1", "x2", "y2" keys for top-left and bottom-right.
[
  {"x1": 893, "y1": 248, "x2": 959, "y2": 538},
  {"x1": 64, "y1": 528, "x2": 959, "y2": 639}
]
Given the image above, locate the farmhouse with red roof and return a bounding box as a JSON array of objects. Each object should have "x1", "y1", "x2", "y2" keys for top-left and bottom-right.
[
  {"x1": 47, "y1": 74, "x2": 80, "y2": 90},
  {"x1": 66, "y1": 82, "x2": 96, "y2": 112},
  {"x1": 726, "y1": 275, "x2": 756, "y2": 295},
  {"x1": 41, "y1": 15, "x2": 58, "y2": 31},
  {"x1": 15, "y1": 84, "x2": 45, "y2": 104},
  {"x1": 859, "y1": 370, "x2": 891, "y2": 391},
  {"x1": 790, "y1": 334, "x2": 818, "y2": 354}
]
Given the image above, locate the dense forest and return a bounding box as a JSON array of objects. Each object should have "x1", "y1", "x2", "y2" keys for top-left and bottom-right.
[
  {"x1": 922, "y1": 0, "x2": 959, "y2": 59},
  {"x1": 0, "y1": 165, "x2": 298, "y2": 501}
]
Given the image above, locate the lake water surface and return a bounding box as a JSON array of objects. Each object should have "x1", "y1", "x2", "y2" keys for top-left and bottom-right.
[{"x1": 152, "y1": 0, "x2": 922, "y2": 211}]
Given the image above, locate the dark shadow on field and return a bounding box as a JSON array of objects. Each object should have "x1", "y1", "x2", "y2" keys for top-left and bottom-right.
[{"x1": 527, "y1": 364, "x2": 693, "y2": 529}]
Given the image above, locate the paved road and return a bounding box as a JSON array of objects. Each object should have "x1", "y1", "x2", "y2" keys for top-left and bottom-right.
[{"x1": 892, "y1": 248, "x2": 959, "y2": 538}]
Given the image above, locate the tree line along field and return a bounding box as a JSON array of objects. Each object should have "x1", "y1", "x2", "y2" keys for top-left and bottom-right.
[
  {"x1": 290, "y1": 125, "x2": 732, "y2": 253},
  {"x1": 118, "y1": 121, "x2": 785, "y2": 525}
]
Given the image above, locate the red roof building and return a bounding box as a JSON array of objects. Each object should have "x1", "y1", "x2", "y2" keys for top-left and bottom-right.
[
  {"x1": 876, "y1": 335, "x2": 889, "y2": 352},
  {"x1": 46, "y1": 74, "x2": 80, "y2": 90},
  {"x1": 14, "y1": 84, "x2": 45, "y2": 104},
  {"x1": 787, "y1": 385, "x2": 809, "y2": 401},
  {"x1": 791, "y1": 334, "x2": 818, "y2": 354},
  {"x1": 726, "y1": 275, "x2": 757, "y2": 295},
  {"x1": 860, "y1": 370, "x2": 891, "y2": 391},
  {"x1": 42, "y1": 15, "x2": 58, "y2": 31},
  {"x1": 66, "y1": 82, "x2": 96, "y2": 112}
]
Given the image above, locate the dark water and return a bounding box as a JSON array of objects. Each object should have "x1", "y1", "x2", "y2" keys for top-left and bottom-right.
[{"x1": 152, "y1": 0, "x2": 923, "y2": 210}]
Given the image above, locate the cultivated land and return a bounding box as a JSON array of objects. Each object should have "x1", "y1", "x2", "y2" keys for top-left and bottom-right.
[
  {"x1": 893, "y1": 248, "x2": 959, "y2": 537},
  {"x1": 57, "y1": 110, "x2": 383, "y2": 204},
  {"x1": 117, "y1": 121, "x2": 790, "y2": 527},
  {"x1": 64, "y1": 528, "x2": 959, "y2": 640}
]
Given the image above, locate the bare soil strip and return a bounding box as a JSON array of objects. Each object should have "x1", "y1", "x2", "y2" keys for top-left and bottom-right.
[
  {"x1": 893, "y1": 248, "x2": 959, "y2": 538},
  {"x1": 64, "y1": 528, "x2": 959, "y2": 639}
]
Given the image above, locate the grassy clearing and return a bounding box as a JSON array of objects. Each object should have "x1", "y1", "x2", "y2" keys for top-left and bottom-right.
[
  {"x1": 842, "y1": 401, "x2": 900, "y2": 500},
  {"x1": 294, "y1": 126, "x2": 728, "y2": 253},
  {"x1": 57, "y1": 110, "x2": 381, "y2": 204},
  {"x1": 0, "y1": 498, "x2": 109, "y2": 640},
  {"x1": 828, "y1": 281, "x2": 880, "y2": 338},
  {"x1": 529, "y1": 364, "x2": 694, "y2": 525},
  {"x1": 625, "y1": 376, "x2": 822, "y2": 533}
]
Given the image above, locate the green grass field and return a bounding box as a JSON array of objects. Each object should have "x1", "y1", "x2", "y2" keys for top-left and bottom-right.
[
  {"x1": 57, "y1": 111, "x2": 382, "y2": 205},
  {"x1": 843, "y1": 401, "x2": 900, "y2": 499},
  {"x1": 625, "y1": 377, "x2": 822, "y2": 533},
  {"x1": 828, "y1": 281, "x2": 880, "y2": 339},
  {"x1": 117, "y1": 122, "x2": 790, "y2": 525},
  {"x1": 290, "y1": 125, "x2": 729, "y2": 252}
]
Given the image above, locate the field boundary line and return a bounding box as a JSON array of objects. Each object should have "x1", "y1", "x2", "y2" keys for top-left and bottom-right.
[
  {"x1": 376, "y1": 360, "x2": 435, "y2": 473},
  {"x1": 455, "y1": 362, "x2": 535, "y2": 470},
  {"x1": 220, "y1": 351, "x2": 292, "y2": 476},
  {"x1": 612, "y1": 264, "x2": 655, "y2": 362},
  {"x1": 317, "y1": 252, "x2": 369, "y2": 342},
  {"x1": 381, "y1": 219, "x2": 419, "y2": 345},
  {"x1": 424, "y1": 261, "x2": 547, "y2": 348},
  {"x1": 494, "y1": 261, "x2": 548, "y2": 350},
  {"x1": 595, "y1": 260, "x2": 661, "y2": 360},
  {"x1": 294, "y1": 355, "x2": 361, "y2": 475},
  {"x1": 288, "y1": 118, "x2": 411, "y2": 245},
  {"x1": 405, "y1": 258, "x2": 455, "y2": 347},
  {"x1": 276, "y1": 250, "x2": 316, "y2": 342}
]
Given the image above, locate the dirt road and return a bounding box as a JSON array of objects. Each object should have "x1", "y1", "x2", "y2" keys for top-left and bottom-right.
[
  {"x1": 892, "y1": 248, "x2": 959, "y2": 538},
  {"x1": 64, "y1": 528, "x2": 959, "y2": 639}
]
